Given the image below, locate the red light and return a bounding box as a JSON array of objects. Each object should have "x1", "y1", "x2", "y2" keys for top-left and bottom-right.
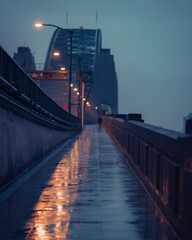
[
  {"x1": 79, "y1": 25, "x2": 83, "y2": 29},
  {"x1": 64, "y1": 105, "x2": 67, "y2": 110}
]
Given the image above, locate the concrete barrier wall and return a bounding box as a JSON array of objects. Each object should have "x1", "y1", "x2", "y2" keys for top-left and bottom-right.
[
  {"x1": 102, "y1": 116, "x2": 192, "y2": 240},
  {"x1": 0, "y1": 100, "x2": 79, "y2": 189}
]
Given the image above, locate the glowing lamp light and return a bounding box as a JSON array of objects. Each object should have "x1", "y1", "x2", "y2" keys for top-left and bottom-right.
[
  {"x1": 64, "y1": 105, "x2": 67, "y2": 110},
  {"x1": 95, "y1": 107, "x2": 98, "y2": 110},
  {"x1": 53, "y1": 51, "x2": 60, "y2": 56},
  {"x1": 70, "y1": 84, "x2": 74, "y2": 87},
  {"x1": 60, "y1": 67, "x2": 65, "y2": 70},
  {"x1": 74, "y1": 88, "x2": 78, "y2": 91},
  {"x1": 83, "y1": 98, "x2": 86, "y2": 101},
  {"x1": 34, "y1": 22, "x2": 43, "y2": 28},
  {"x1": 86, "y1": 102, "x2": 91, "y2": 107},
  {"x1": 77, "y1": 92, "x2": 80, "y2": 95}
]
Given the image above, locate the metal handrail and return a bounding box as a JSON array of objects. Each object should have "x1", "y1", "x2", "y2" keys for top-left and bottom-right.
[{"x1": 0, "y1": 46, "x2": 81, "y2": 127}]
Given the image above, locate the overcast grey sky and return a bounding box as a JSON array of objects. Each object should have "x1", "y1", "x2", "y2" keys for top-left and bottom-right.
[{"x1": 0, "y1": 0, "x2": 192, "y2": 131}]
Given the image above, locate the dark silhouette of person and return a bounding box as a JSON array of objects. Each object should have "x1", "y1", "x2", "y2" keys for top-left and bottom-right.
[{"x1": 98, "y1": 117, "x2": 102, "y2": 125}]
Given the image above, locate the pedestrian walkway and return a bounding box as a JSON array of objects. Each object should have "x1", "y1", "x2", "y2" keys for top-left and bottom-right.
[{"x1": 0, "y1": 125, "x2": 178, "y2": 240}]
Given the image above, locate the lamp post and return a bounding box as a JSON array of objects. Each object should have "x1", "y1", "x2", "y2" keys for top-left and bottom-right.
[
  {"x1": 81, "y1": 76, "x2": 85, "y2": 129},
  {"x1": 34, "y1": 22, "x2": 74, "y2": 114},
  {"x1": 75, "y1": 57, "x2": 84, "y2": 128}
]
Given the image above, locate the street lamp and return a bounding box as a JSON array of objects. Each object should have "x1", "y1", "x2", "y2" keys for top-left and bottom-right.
[{"x1": 34, "y1": 22, "x2": 74, "y2": 114}]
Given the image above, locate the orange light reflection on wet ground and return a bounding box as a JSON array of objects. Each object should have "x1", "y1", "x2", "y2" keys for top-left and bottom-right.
[{"x1": 25, "y1": 130, "x2": 90, "y2": 239}]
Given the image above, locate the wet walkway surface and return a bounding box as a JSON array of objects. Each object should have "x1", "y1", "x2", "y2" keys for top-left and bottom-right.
[{"x1": 0, "y1": 125, "x2": 178, "y2": 240}]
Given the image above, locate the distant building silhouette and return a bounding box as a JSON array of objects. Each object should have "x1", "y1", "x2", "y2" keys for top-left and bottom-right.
[
  {"x1": 184, "y1": 113, "x2": 192, "y2": 134},
  {"x1": 43, "y1": 28, "x2": 118, "y2": 120},
  {"x1": 13, "y1": 47, "x2": 36, "y2": 71}
]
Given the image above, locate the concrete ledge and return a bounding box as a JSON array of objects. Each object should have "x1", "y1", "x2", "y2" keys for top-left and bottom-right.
[
  {"x1": 102, "y1": 116, "x2": 192, "y2": 240},
  {"x1": 0, "y1": 96, "x2": 80, "y2": 188}
]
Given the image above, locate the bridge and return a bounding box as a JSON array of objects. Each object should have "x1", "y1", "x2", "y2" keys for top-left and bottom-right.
[{"x1": 0, "y1": 40, "x2": 192, "y2": 240}]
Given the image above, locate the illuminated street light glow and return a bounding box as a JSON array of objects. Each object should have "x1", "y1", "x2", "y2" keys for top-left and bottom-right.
[
  {"x1": 53, "y1": 51, "x2": 60, "y2": 56},
  {"x1": 60, "y1": 67, "x2": 66, "y2": 70},
  {"x1": 34, "y1": 22, "x2": 43, "y2": 28},
  {"x1": 86, "y1": 102, "x2": 91, "y2": 107},
  {"x1": 70, "y1": 84, "x2": 74, "y2": 87},
  {"x1": 77, "y1": 92, "x2": 80, "y2": 95},
  {"x1": 95, "y1": 107, "x2": 98, "y2": 110},
  {"x1": 83, "y1": 98, "x2": 86, "y2": 101},
  {"x1": 74, "y1": 88, "x2": 78, "y2": 91}
]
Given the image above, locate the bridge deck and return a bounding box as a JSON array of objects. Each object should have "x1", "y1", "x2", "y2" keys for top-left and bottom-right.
[{"x1": 0, "y1": 125, "x2": 178, "y2": 240}]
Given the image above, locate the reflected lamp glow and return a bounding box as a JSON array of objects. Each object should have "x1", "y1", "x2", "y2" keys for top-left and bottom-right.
[{"x1": 24, "y1": 133, "x2": 91, "y2": 239}]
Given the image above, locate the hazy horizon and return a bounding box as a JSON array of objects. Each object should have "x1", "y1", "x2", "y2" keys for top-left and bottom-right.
[{"x1": 1, "y1": 0, "x2": 192, "y2": 132}]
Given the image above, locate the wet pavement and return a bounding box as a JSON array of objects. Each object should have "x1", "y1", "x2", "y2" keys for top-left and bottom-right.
[{"x1": 0, "y1": 125, "x2": 178, "y2": 240}]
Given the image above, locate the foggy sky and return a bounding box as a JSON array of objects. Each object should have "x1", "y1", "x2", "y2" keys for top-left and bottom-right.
[{"x1": 0, "y1": 0, "x2": 192, "y2": 132}]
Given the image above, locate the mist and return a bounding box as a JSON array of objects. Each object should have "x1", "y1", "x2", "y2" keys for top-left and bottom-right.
[{"x1": 0, "y1": 0, "x2": 192, "y2": 131}]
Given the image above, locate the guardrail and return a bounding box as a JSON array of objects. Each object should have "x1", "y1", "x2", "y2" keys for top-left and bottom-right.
[
  {"x1": 102, "y1": 115, "x2": 192, "y2": 240},
  {"x1": 0, "y1": 46, "x2": 80, "y2": 129}
]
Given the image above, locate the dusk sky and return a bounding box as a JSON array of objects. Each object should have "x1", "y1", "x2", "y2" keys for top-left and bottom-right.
[{"x1": 0, "y1": 0, "x2": 192, "y2": 132}]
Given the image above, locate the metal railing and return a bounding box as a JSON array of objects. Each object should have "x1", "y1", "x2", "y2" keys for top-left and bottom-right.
[{"x1": 0, "y1": 46, "x2": 81, "y2": 128}]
